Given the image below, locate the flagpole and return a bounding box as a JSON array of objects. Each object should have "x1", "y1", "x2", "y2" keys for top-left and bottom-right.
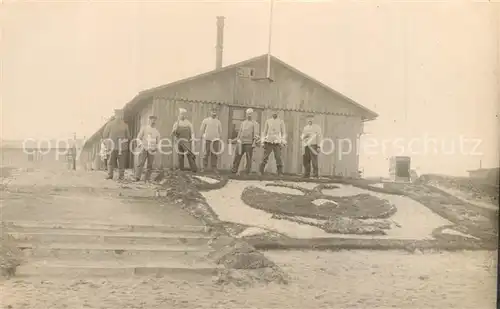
[{"x1": 266, "y1": 0, "x2": 275, "y2": 79}]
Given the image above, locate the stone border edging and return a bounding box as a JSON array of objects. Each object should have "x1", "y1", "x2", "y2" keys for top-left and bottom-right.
[
  {"x1": 246, "y1": 236, "x2": 497, "y2": 252},
  {"x1": 431, "y1": 225, "x2": 490, "y2": 245}
]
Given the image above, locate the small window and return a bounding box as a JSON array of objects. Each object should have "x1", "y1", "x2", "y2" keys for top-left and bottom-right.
[
  {"x1": 232, "y1": 109, "x2": 245, "y2": 120},
  {"x1": 237, "y1": 67, "x2": 256, "y2": 78}
]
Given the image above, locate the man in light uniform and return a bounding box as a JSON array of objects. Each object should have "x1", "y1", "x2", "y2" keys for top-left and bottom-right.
[
  {"x1": 102, "y1": 109, "x2": 130, "y2": 180},
  {"x1": 172, "y1": 108, "x2": 197, "y2": 172},
  {"x1": 231, "y1": 108, "x2": 259, "y2": 175},
  {"x1": 135, "y1": 115, "x2": 160, "y2": 182},
  {"x1": 259, "y1": 111, "x2": 286, "y2": 176},
  {"x1": 199, "y1": 107, "x2": 222, "y2": 173},
  {"x1": 99, "y1": 139, "x2": 110, "y2": 170},
  {"x1": 301, "y1": 114, "x2": 322, "y2": 178}
]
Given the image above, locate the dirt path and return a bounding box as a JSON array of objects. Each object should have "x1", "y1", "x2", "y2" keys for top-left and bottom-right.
[
  {"x1": 1, "y1": 250, "x2": 496, "y2": 308},
  {"x1": 1, "y1": 168, "x2": 200, "y2": 226},
  {"x1": 1, "y1": 168, "x2": 219, "y2": 281}
]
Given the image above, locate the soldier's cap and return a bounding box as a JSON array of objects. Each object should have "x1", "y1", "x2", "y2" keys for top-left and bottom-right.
[
  {"x1": 179, "y1": 108, "x2": 187, "y2": 114},
  {"x1": 149, "y1": 115, "x2": 158, "y2": 119},
  {"x1": 246, "y1": 108, "x2": 254, "y2": 114}
]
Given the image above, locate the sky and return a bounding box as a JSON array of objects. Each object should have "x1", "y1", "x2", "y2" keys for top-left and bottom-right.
[{"x1": 1, "y1": 0, "x2": 499, "y2": 177}]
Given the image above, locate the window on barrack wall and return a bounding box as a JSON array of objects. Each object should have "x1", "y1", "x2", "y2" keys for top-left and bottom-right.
[{"x1": 228, "y1": 106, "x2": 262, "y2": 140}]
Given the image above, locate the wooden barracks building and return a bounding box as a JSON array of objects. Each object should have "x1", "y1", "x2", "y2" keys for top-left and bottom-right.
[{"x1": 81, "y1": 17, "x2": 378, "y2": 177}]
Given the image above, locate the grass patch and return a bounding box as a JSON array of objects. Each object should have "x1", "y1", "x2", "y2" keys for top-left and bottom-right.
[
  {"x1": 242, "y1": 186, "x2": 396, "y2": 220},
  {"x1": 271, "y1": 213, "x2": 391, "y2": 235}
]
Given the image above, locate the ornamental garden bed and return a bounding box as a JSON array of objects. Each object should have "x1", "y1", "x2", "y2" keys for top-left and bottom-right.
[
  {"x1": 241, "y1": 183, "x2": 396, "y2": 220},
  {"x1": 156, "y1": 171, "x2": 496, "y2": 251}
]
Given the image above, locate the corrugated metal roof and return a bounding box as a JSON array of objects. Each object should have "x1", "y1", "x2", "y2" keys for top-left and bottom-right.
[{"x1": 83, "y1": 54, "x2": 379, "y2": 151}]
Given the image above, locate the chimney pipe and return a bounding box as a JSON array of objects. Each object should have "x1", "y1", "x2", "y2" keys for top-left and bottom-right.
[{"x1": 216, "y1": 16, "x2": 225, "y2": 69}]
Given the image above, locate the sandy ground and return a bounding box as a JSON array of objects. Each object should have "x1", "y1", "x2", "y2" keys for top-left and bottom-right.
[
  {"x1": 1, "y1": 250, "x2": 496, "y2": 309},
  {"x1": 200, "y1": 180, "x2": 455, "y2": 240}
]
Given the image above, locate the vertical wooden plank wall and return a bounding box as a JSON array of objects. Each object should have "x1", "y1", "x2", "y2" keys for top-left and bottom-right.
[
  {"x1": 131, "y1": 96, "x2": 363, "y2": 176},
  {"x1": 153, "y1": 98, "x2": 229, "y2": 170}
]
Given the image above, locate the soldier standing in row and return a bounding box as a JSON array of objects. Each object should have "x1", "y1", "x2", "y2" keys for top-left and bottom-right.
[
  {"x1": 102, "y1": 109, "x2": 130, "y2": 180},
  {"x1": 259, "y1": 111, "x2": 286, "y2": 176},
  {"x1": 135, "y1": 115, "x2": 160, "y2": 182},
  {"x1": 231, "y1": 108, "x2": 259, "y2": 175},
  {"x1": 301, "y1": 114, "x2": 322, "y2": 178},
  {"x1": 199, "y1": 107, "x2": 222, "y2": 173},
  {"x1": 99, "y1": 139, "x2": 109, "y2": 171},
  {"x1": 172, "y1": 108, "x2": 197, "y2": 172}
]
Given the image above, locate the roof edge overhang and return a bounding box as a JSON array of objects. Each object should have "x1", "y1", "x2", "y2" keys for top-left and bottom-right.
[{"x1": 84, "y1": 54, "x2": 379, "y2": 149}]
